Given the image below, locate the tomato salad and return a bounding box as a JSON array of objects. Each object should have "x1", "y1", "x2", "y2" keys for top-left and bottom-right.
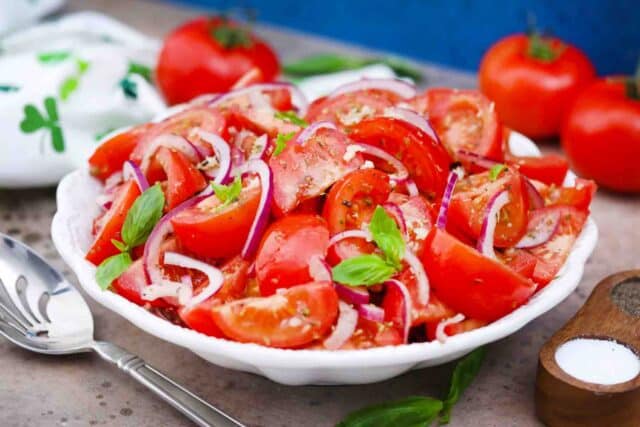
[{"x1": 87, "y1": 79, "x2": 594, "y2": 350}]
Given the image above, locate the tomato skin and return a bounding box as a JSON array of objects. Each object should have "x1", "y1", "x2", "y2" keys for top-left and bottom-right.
[
  {"x1": 178, "y1": 256, "x2": 250, "y2": 337},
  {"x1": 89, "y1": 124, "x2": 152, "y2": 181},
  {"x1": 155, "y1": 147, "x2": 207, "y2": 210},
  {"x1": 349, "y1": 117, "x2": 452, "y2": 199},
  {"x1": 156, "y1": 17, "x2": 280, "y2": 105},
  {"x1": 506, "y1": 154, "x2": 569, "y2": 186},
  {"x1": 425, "y1": 318, "x2": 487, "y2": 341},
  {"x1": 171, "y1": 184, "x2": 260, "y2": 260},
  {"x1": 398, "y1": 195, "x2": 435, "y2": 258},
  {"x1": 411, "y1": 88, "x2": 503, "y2": 161},
  {"x1": 255, "y1": 215, "x2": 330, "y2": 296},
  {"x1": 422, "y1": 228, "x2": 536, "y2": 322},
  {"x1": 392, "y1": 268, "x2": 455, "y2": 327},
  {"x1": 562, "y1": 79, "x2": 640, "y2": 192},
  {"x1": 86, "y1": 181, "x2": 141, "y2": 265},
  {"x1": 211, "y1": 282, "x2": 339, "y2": 348},
  {"x1": 479, "y1": 34, "x2": 595, "y2": 138},
  {"x1": 543, "y1": 178, "x2": 596, "y2": 211}
]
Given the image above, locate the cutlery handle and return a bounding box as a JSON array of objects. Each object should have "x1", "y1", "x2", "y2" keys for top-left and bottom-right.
[{"x1": 93, "y1": 341, "x2": 244, "y2": 427}]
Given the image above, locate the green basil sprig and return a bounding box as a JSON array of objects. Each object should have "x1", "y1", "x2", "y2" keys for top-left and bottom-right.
[
  {"x1": 274, "y1": 110, "x2": 308, "y2": 127},
  {"x1": 211, "y1": 176, "x2": 243, "y2": 210},
  {"x1": 272, "y1": 131, "x2": 296, "y2": 156},
  {"x1": 95, "y1": 183, "x2": 165, "y2": 290},
  {"x1": 488, "y1": 164, "x2": 507, "y2": 181},
  {"x1": 337, "y1": 347, "x2": 486, "y2": 427}
]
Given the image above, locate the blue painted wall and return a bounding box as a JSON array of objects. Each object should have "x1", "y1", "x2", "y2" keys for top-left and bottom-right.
[{"x1": 168, "y1": 0, "x2": 639, "y2": 75}]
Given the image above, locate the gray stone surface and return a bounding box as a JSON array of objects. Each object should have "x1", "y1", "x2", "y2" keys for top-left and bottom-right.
[{"x1": 1, "y1": 1, "x2": 639, "y2": 426}]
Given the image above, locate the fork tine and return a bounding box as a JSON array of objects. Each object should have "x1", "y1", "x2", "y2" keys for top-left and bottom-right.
[
  {"x1": 0, "y1": 304, "x2": 29, "y2": 334},
  {"x1": 0, "y1": 321, "x2": 49, "y2": 351},
  {"x1": 15, "y1": 275, "x2": 41, "y2": 324},
  {"x1": 0, "y1": 277, "x2": 33, "y2": 328}
]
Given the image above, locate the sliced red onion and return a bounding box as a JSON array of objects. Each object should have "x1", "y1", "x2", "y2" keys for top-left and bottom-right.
[
  {"x1": 295, "y1": 121, "x2": 337, "y2": 146},
  {"x1": 231, "y1": 67, "x2": 262, "y2": 90},
  {"x1": 352, "y1": 143, "x2": 409, "y2": 181},
  {"x1": 329, "y1": 78, "x2": 416, "y2": 100},
  {"x1": 515, "y1": 210, "x2": 561, "y2": 249},
  {"x1": 140, "y1": 134, "x2": 200, "y2": 173},
  {"x1": 457, "y1": 150, "x2": 499, "y2": 170},
  {"x1": 237, "y1": 159, "x2": 273, "y2": 259},
  {"x1": 309, "y1": 255, "x2": 332, "y2": 282},
  {"x1": 122, "y1": 160, "x2": 149, "y2": 192},
  {"x1": 436, "y1": 168, "x2": 464, "y2": 229},
  {"x1": 357, "y1": 303, "x2": 384, "y2": 322},
  {"x1": 383, "y1": 106, "x2": 440, "y2": 142},
  {"x1": 404, "y1": 179, "x2": 419, "y2": 197},
  {"x1": 249, "y1": 134, "x2": 269, "y2": 160},
  {"x1": 104, "y1": 171, "x2": 123, "y2": 191},
  {"x1": 435, "y1": 313, "x2": 465, "y2": 343},
  {"x1": 143, "y1": 195, "x2": 207, "y2": 285},
  {"x1": 335, "y1": 283, "x2": 370, "y2": 305},
  {"x1": 323, "y1": 301, "x2": 358, "y2": 350},
  {"x1": 195, "y1": 129, "x2": 232, "y2": 185},
  {"x1": 384, "y1": 279, "x2": 412, "y2": 343},
  {"x1": 141, "y1": 281, "x2": 192, "y2": 305},
  {"x1": 403, "y1": 248, "x2": 429, "y2": 306},
  {"x1": 382, "y1": 202, "x2": 407, "y2": 236},
  {"x1": 524, "y1": 177, "x2": 545, "y2": 209},
  {"x1": 328, "y1": 229, "x2": 372, "y2": 248},
  {"x1": 209, "y1": 82, "x2": 309, "y2": 116},
  {"x1": 476, "y1": 190, "x2": 511, "y2": 259},
  {"x1": 95, "y1": 193, "x2": 114, "y2": 210},
  {"x1": 163, "y1": 252, "x2": 224, "y2": 308}
]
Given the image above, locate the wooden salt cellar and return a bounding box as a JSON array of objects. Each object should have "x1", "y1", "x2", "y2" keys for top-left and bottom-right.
[{"x1": 535, "y1": 270, "x2": 640, "y2": 426}]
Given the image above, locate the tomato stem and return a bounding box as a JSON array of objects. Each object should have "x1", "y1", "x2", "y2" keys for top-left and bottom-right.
[
  {"x1": 210, "y1": 14, "x2": 254, "y2": 49},
  {"x1": 527, "y1": 33, "x2": 559, "y2": 62}
]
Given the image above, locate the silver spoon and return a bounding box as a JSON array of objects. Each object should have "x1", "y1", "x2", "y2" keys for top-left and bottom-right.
[{"x1": 0, "y1": 233, "x2": 244, "y2": 427}]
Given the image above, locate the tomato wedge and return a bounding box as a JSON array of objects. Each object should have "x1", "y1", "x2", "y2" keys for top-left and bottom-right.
[
  {"x1": 410, "y1": 88, "x2": 503, "y2": 161},
  {"x1": 171, "y1": 183, "x2": 260, "y2": 259},
  {"x1": 349, "y1": 117, "x2": 452, "y2": 199},
  {"x1": 506, "y1": 153, "x2": 569, "y2": 186},
  {"x1": 448, "y1": 168, "x2": 529, "y2": 247},
  {"x1": 270, "y1": 127, "x2": 363, "y2": 215},
  {"x1": 422, "y1": 228, "x2": 536, "y2": 322},
  {"x1": 221, "y1": 91, "x2": 300, "y2": 138},
  {"x1": 323, "y1": 169, "x2": 392, "y2": 264},
  {"x1": 255, "y1": 215, "x2": 330, "y2": 296},
  {"x1": 397, "y1": 195, "x2": 435, "y2": 258},
  {"x1": 178, "y1": 256, "x2": 250, "y2": 337},
  {"x1": 425, "y1": 318, "x2": 487, "y2": 341},
  {"x1": 340, "y1": 317, "x2": 403, "y2": 349},
  {"x1": 86, "y1": 180, "x2": 140, "y2": 265},
  {"x1": 89, "y1": 124, "x2": 152, "y2": 181},
  {"x1": 543, "y1": 178, "x2": 596, "y2": 211},
  {"x1": 305, "y1": 89, "x2": 402, "y2": 129},
  {"x1": 211, "y1": 281, "x2": 338, "y2": 348},
  {"x1": 153, "y1": 147, "x2": 207, "y2": 209}
]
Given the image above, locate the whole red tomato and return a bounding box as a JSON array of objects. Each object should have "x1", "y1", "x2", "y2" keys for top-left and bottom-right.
[
  {"x1": 479, "y1": 33, "x2": 595, "y2": 139},
  {"x1": 156, "y1": 17, "x2": 280, "y2": 105},
  {"x1": 562, "y1": 78, "x2": 640, "y2": 192}
]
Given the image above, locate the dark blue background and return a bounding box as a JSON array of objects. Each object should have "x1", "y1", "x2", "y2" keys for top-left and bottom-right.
[{"x1": 168, "y1": 0, "x2": 639, "y2": 75}]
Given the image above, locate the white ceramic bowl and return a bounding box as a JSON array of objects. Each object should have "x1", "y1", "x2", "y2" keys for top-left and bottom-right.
[{"x1": 51, "y1": 132, "x2": 598, "y2": 385}]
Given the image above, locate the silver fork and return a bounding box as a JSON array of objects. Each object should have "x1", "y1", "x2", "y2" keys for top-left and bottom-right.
[{"x1": 0, "y1": 233, "x2": 244, "y2": 427}]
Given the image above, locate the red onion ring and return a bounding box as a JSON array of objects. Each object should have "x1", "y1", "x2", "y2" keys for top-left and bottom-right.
[
  {"x1": 357, "y1": 303, "x2": 384, "y2": 322},
  {"x1": 436, "y1": 168, "x2": 464, "y2": 229},
  {"x1": 515, "y1": 209, "x2": 561, "y2": 249},
  {"x1": 476, "y1": 190, "x2": 510, "y2": 259},
  {"x1": 162, "y1": 252, "x2": 224, "y2": 308},
  {"x1": 329, "y1": 78, "x2": 416, "y2": 100},
  {"x1": 352, "y1": 143, "x2": 409, "y2": 181},
  {"x1": 404, "y1": 179, "x2": 419, "y2": 197},
  {"x1": 295, "y1": 121, "x2": 337, "y2": 146},
  {"x1": 523, "y1": 177, "x2": 545, "y2": 209},
  {"x1": 95, "y1": 193, "x2": 114, "y2": 210},
  {"x1": 140, "y1": 134, "x2": 200, "y2": 173},
  {"x1": 237, "y1": 159, "x2": 273, "y2": 259},
  {"x1": 231, "y1": 67, "x2": 262, "y2": 90},
  {"x1": 382, "y1": 202, "x2": 407, "y2": 236},
  {"x1": 335, "y1": 284, "x2": 370, "y2": 305},
  {"x1": 141, "y1": 281, "x2": 192, "y2": 305},
  {"x1": 383, "y1": 106, "x2": 440, "y2": 142},
  {"x1": 104, "y1": 171, "x2": 123, "y2": 192},
  {"x1": 403, "y1": 248, "x2": 429, "y2": 306},
  {"x1": 196, "y1": 129, "x2": 232, "y2": 185},
  {"x1": 208, "y1": 82, "x2": 309, "y2": 116},
  {"x1": 122, "y1": 160, "x2": 150, "y2": 192},
  {"x1": 456, "y1": 150, "x2": 499, "y2": 170},
  {"x1": 435, "y1": 313, "x2": 465, "y2": 343},
  {"x1": 323, "y1": 301, "x2": 358, "y2": 350},
  {"x1": 328, "y1": 229, "x2": 372, "y2": 248},
  {"x1": 309, "y1": 255, "x2": 332, "y2": 282},
  {"x1": 384, "y1": 279, "x2": 413, "y2": 343}
]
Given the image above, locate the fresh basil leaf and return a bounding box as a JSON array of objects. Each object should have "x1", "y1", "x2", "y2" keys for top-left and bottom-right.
[
  {"x1": 273, "y1": 131, "x2": 295, "y2": 156},
  {"x1": 121, "y1": 183, "x2": 165, "y2": 248},
  {"x1": 274, "y1": 110, "x2": 308, "y2": 127},
  {"x1": 111, "y1": 239, "x2": 129, "y2": 252},
  {"x1": 95, "y1": 252, "x2": 132, "y2": 290},
  {"x1": 37, "y1": 51, "x2": 71, "y2": 64},
  {"x1": 440, "y1": 347, "x2": 486, "y2": 424},
  {"x1": 488, "y1": 164, "x2": 507, "y2": 181},
  {"x1": 337, "y1": 396, "x2": 442, "y2": 427},
  {"x1": 332, "y1": 254, "x2": 396, "y2": 286},
  {"x1": 369, "y1": 206, "x2": 404, "y2": 268},
  {"x1": 212, "y1": 176, "x2": 242, "y2": 209}
]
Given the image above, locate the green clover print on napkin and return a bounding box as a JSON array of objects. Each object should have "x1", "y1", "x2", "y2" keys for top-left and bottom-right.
[{"x1": 20, "y1": 97, "x2": 65, "y2": 153}]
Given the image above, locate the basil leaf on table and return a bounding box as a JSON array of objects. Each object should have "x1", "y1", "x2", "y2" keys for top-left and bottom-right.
[
  {"x1": 440, "y1": 347, "x2": 486, "y2": 424},
  {"x1": 95, "y1": 252, "x2": 132, "y2": 290},
  {"x1": 332, "y1": 254, "x2": 396, "y2": 286},
  {"x1": 369, "y1": 206, "x2": 405, "y2": 268},
  {"x1": 336, "y1": 396, "x2": 443, "y2": 427},
  {"x1": 121, "y1": 183, "x2": 165, "y2": 249}
]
